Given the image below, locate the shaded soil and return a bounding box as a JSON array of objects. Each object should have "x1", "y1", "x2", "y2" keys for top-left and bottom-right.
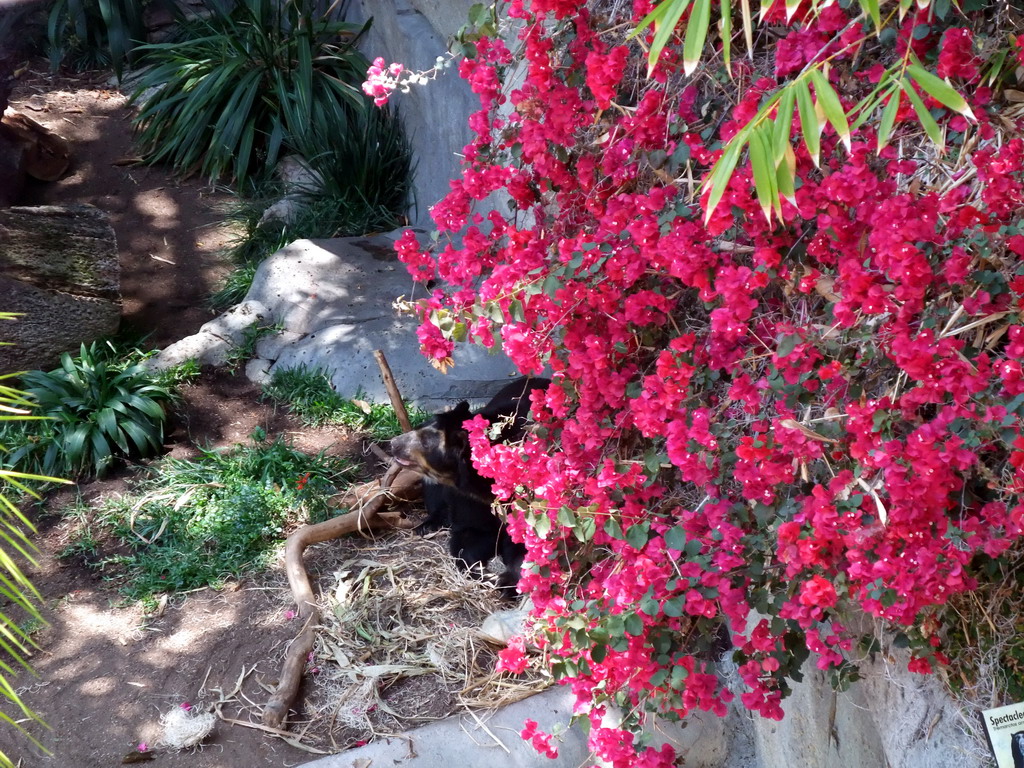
[
  {"x1": 3, "y1": 66, "x2": 420, "y2": 767},
  {"x1": 5, "y1": 369, "x2": 359, "y2": 768},
  {"x1": 12, "y1": 64, "x2": 233, "y2": 347}
]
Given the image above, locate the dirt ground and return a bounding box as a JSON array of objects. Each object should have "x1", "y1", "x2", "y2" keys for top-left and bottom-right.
[{"x1": 2, "y1": 66, "x2": 447, "y2": 767}]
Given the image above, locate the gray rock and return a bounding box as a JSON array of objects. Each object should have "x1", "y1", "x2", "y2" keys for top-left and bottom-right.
[
  {"x1": 479, "y1": 608, "x2": 528, "y2": 645},
  {"x1": 244, "y1": 236, "x2": 520, "y2": 408},
  {"x1": 257, "y1": 156, "x2": 325, "y2": 227},
  {"x1": 143, "y1": 299, "x2": 269, "y2": 371},
  {"x1": 245, "y1": 356, "x2": 272, "y2": 385},
  {"x1": 0, "y1": 205, "x2": 120, "y2": 374},
  {"x1": 749, "y1": 647, "x2": 985, "y2": 768},
  {"x1": 298, "y1": 686, "x2": 745, "y2": 768}
]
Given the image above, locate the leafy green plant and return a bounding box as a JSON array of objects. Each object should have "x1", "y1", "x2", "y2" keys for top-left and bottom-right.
[
  {"x1": 130, "y1": 0, "x2": 371, "y2": 188},
  {"x1": 0, "y1": 342, "x2": 174, "y2": 480},
  {"x1": 97, "y1": 434, "x2": 352, "y2": 599},
  {"x1": 47, "y1": 0, "x2": 150, "y2": 76},
  {"x1": 263, "y1": 365, "x2": 426, "y2": 439}
]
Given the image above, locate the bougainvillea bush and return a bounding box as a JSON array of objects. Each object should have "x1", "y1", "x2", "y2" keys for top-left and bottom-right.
[{"x1": 372, "y1": 0, "x2": 1024, "y2": 764}]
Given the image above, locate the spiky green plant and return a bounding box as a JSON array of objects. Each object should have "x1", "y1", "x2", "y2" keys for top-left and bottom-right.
[
  {"x1": 130, "y1": 0, "x2": 371, "y2": 188},
  {"x1": 208, "y1": 104, "x2": 413, "y2": 311},
  {"x1": 47, "y1": 0, "x2": 150, "y2": 77}
]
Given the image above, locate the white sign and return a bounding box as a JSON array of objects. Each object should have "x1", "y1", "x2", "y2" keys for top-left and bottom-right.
[{"x1": 983, "y1": 701, "x2": 1024, "y2": 768}]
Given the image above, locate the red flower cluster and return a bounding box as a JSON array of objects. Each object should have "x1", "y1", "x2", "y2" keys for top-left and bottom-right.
[{"x1": 375, "y1": 3, "x2": 1024, "y2": 765}]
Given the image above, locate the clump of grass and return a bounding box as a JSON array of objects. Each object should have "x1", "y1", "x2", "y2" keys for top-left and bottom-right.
[
  {"x1": 97, "y1": 433, "x2": 353, "y2": 600},
  {"x1": 225, "y1": 321, "x2": 283, "y2": 371},
  {"x1": 262, "y1": 365, "x2": 426, "y2": 440}
]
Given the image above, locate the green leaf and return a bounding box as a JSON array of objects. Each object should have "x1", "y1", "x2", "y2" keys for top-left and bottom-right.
[
  {"x1": 664, "y1": 526, "x2": 687, "y2": 550},
  {"x1": 636, "y1": 0, "x2": 691, "y2": 74},
  {"x1": 96, "y1": 407, "x2": 128, "y2": 453},
  {"x1": 625, "y1": 522, "x2": 650, "y2": 550},
  {"x1": 777, "y1": 333, "x2": 801, "y2": 359},
  {"x1": 809, "y1": 69, "x2": 850, "y2": 152},
  {"x1": 702, "y1": 136, "x2": 744, "y2": 223},
  {"x1": 624, "y1": 613, "x2": 645, "y2": 636},
  {"x1": 749, "y1": 124, "x2": 776, "y2": 223},
  {"x1": 772, "y1": 84, "x2": 796, "y2": 166},
  {"x1": 121, "y1": 418, "x2": 159, "y2": 455},
  {"x1": 776, "y1": 144, "x2": 796, "y2": 207},
  {"x1": 574, "y1": 516, "x2": 597, "y2": 542},
  {"x1": 719, "y1": 0, "x2": 732, "y2": 73},
  {"x1": 901, "y1": 79, "x2": 944, "y2": 153},
  {"x1": 795, "y1": 78, "x2": 821, "y2": 167},
  {"x1": 605, "y1": 517, "x2": 624, "y2": 540},
  {"x1": 557, "y1": 506, "x2": 578, "y2": 527},
  {"x1": 682, "y1": 0, "x2": 712, "y2": 76},
  {"x1": 906, "y1": 63, "x2": 976, "y2": 120},
  {"x1": 876, "y1": 88, "x2": 901, "y2": 153},
  {"x1": 858, "y1": 0, "x2": 881, "y2": 33},
  {"x1": 64, "y1": 424, "x2": 90, "y2": 466}
]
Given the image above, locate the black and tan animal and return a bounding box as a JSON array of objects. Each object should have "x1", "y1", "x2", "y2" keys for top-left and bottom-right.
[{"x1": 390, "y1": 377, "x2": 548, "y2": 596}]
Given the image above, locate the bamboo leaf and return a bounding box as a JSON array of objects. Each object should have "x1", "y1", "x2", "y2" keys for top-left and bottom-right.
[
  {"x1": 740, "y1": 0, "x2": 753, "y2": 56},
  {"x1": 777, "y1": 143, "x2": 797, "y2": 206},
  {"x1": 858, "y1": 0, "x2": 881, "y2": 33},
  {"x1": 749, "y1": 125, "x2": 777, "y2": 223},
  {"x1": 809, "y1": 68, "x2": 851, "y2": 152},
  {"x1": 877, "y1": 87, "x2": 901, "y2": 152},
  {"x1": 638, "y1": 0, "x2": 691, "y2": 75},
  {"x1": 902, "y1": 79, "x2": 944, "y2": 153},
  {"x1": 850, "y1": 76, "x2": 893, "y2": 131},
  {"x1": 795, "y1": 78, "x2": 821, "y2": 167},
  {"x1": 906, "y1": 63, "x2": 976, "y2": 120},
  {"x1": 772, "y1": 84, "x2": 796, "y2": 166},
  {"x1": 683, "y1": 0, "x2": 712, "y2": 76},
  {"x1": 703, "y1": 137, "x2": 744, "y2": 223},
  {"x1": 629, "y1": 0, "x2": 678, "y2": 39},
  {"x1": 720, "y1": 0, "x2": 732, "y2": 73}
]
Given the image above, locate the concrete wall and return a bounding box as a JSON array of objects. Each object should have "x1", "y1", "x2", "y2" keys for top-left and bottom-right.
[
  {"x1": 345, "y1": 0, "x2": 480, "y2": 228},
  {"x1": 743, "y1": 649, "x2": 988, "y2": 768}
]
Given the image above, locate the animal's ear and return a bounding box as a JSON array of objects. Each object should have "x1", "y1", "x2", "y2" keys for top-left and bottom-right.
[
  {"x1": 449, "y1": 401, "x2": 472, "y2": 425},
  {"x1": 436, "y1": 401, "x2": 473, "y2": 434}
]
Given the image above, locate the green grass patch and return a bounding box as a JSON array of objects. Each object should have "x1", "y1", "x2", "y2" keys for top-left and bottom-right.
[
  {"x1": 95, "y1": 434, "x2": 353, "y2": 601},
  {"x1": 262, "y1": 365, "x2": 427, "y2": 440}
]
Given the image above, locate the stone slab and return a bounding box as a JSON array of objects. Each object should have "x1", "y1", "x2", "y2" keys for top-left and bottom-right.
[
  {"x1": 245, "y1": 236, "x2": 520, "y2": 408},
  {"x1": 302, "y1": 688, "x2": 589, "y2": 768}
]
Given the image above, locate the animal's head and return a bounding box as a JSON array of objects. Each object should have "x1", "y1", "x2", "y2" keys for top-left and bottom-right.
[{"x1": 389, "y1": 401, "x2": 472, "y2": 486}]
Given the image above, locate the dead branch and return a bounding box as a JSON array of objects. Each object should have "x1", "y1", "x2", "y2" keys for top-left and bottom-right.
[
  {"x1": 373, "y1": 349, "x2": 413, "y2": 433},
  {"x1": 262, "y1": 463, "x2": 422, "y2": 729}
]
